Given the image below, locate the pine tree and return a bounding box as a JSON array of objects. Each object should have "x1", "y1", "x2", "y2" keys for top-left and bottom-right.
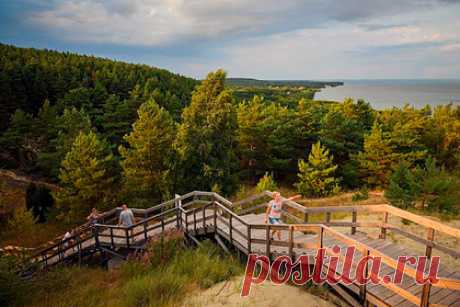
[
  {"x1": 295, "y1": 141, "x2": 340, "y2": 197},
  {"x1": 0, "y1": 110, "x2": 34, "y2": 158},
  {"x1": 355, "y1": 123, "x2": 396, "y2": 187},
  {"x1": 175, "y1": 69, "x2": 239, "y2": 195},
  {"x1": 237, "y1": 95, "x2": 298, "y2": 179},
  {"x1": 54, "y1": 131, "x2": 116, "y2": 221},
  {"x1": 255, "y1": 172, "x2": 278, "y2": 193},
  {"x1": 37, "y1": 107, "x2": 92, "y2": 179},
  {"x1": 35, "y1": 100, "x2": 58, "y2": 137},
  {"x1": 415, "y1": 158, "x2": 458, "y2": 214},
  {"x1": 384, "y1": 162, "x2": 419, "y2": 209},
  {"x1": 100, "y1": 95, "x2": 132, "y2": 147},
  {"x1": 119, "y1": 99, "x2": 176, "y2": 206}
]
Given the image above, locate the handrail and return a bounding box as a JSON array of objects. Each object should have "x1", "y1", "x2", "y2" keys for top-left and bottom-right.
[
  {"x1": 22, "y1": 189, "x2": 460, "y2": 307},
  {"x1": 232, "y1": 192, "x2": 268, "y2": 207},
  {"x1": 30, "y1": 190, "x2": 460, "y2": 263},
  {"x1": 94, "y1": 206, "x2": 178, "y2": 230},
  {"x1": 214, "y1": 201, "x2": 248, "y2": 226}
]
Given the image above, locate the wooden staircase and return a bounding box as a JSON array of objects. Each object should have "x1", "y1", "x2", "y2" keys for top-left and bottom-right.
[{"x1": 25, "y1": 191, "x2": 460, "y2": 307}]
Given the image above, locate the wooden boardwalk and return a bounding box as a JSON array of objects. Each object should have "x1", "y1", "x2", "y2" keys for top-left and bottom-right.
[{"x1": 27, "y1": 191, "x2": 460, "y2": 307}]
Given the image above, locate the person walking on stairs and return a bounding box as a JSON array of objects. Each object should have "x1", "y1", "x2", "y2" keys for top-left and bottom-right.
[
  {"x1": 264, "y1": 191, "x2": 300, "y2": 240},
  {"x1": 119, "y1": 204, "x2": 135, "y2": 242}
]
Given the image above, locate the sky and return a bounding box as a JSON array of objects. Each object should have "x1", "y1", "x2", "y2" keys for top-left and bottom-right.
[{"x1": 1, "y1": 0, "x2": 460, "y2": 80}]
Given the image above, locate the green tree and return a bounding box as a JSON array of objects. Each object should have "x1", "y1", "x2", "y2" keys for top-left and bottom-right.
[
  {"x1": 385, "y1": 162, "x2": 419, "y2": 209},
  {"x1": 237, "y1": 96, "x2": 298, "y2": 180},
  {"x1": 255, "y1": 172, "x2": 278, "y2": 193},
  {"x1": 35, "y1": 99, "x2": 58, "y2": 137},
  {"x1": 295, "y1": 141, "x2": 340, "y2": 197},
  {"x1": 175, "y1": 69, "x2": 239, "y2": 195},
  {"x1": 54, "y1": 131, "x2": 116, "y2": 221},
  {"x1": 37, "y1": 107, "x2": 92, "y2": 179},
  {"x1": 100, "y1": 95, "x2": 132, "y2": 148},
  {"x1": 426, "y1": 104, "x2": 460, "y2": 169},
  {"x1": 119, "y1": 100, "x2": 176, "y2": 206},
  {"x1": 385, "y1": 158, "x2": 458, "y2": 214},
  {"x1": 415, "y1": 158, "x2": 458, "y2": 214},
  {"x1": 355, "y1": 123, "x2": 396, "y2": 187},
  {"x1": 0, "y1": 110, "x2": 35, "y2": 168}
]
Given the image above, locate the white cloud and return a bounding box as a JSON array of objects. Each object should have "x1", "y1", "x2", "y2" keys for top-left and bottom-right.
[
  {"x1": 29, "y1": 0, "x2": 304, "y2": 46},
  {"x1": 29, "y1": 0, "x2": 458, "y2": 46},
  {"x1": 24, "y1": 0, "x2": 460, "y2": 78}
]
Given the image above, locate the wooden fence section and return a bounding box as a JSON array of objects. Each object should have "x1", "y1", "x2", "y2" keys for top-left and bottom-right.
[{"x1": 25, "y1": 191, "x2": 460, "y2": 307}]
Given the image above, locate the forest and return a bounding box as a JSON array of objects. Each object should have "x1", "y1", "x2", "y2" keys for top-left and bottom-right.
[{"x1": 1, "y1": 43, "x2": 460, "y2": 229}]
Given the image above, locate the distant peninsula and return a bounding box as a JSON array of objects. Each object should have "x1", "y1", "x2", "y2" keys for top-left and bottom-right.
[{"x1": 226, "y1": 78, "x2": 343, "y2": 88}]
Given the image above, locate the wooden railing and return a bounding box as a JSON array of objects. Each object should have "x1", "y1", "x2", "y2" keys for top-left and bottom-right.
[
  {"x1": 227, "y1": 191, "x2": 460, "y2": 307},
  {"x1": 25, "y1": 191, "x2": 460, "y2": 307}
]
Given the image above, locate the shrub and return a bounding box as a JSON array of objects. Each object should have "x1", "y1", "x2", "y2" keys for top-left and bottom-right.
[
  {"x1": 352, "y1": 187, "x2": 369, "y2": 202},
  {"x1": 385, "y1": 158, "x2": 459, "y2": 214},
  {"x1": 255, "y1": 172, "x2": 278, "y2": 193},
  {"x1": 7, "y1": 207, "x2": 37, "y2": 235},
  {"x1": 416, "y1": 159, "x2": 458, "y2": 214},
  {"x1": 25, "y1": 183, "x2": 54, "y2": 223},
  {"x1": 0, "y1": 256, "x2": 26, "y2": 306}
]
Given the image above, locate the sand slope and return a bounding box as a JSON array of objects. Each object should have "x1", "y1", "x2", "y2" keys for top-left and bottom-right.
[{"x1": 184, "y1": 277, "x2": 338, "y2": 307}]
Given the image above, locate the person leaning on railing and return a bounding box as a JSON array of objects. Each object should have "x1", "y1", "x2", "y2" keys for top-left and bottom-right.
[{"x1": 86, "y1": 208, "x2": 100, "y2": 226}]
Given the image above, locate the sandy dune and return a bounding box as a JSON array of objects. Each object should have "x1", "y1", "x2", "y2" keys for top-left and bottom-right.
[{"x1": 184, "y1": 277, "x2": 340, "y2": 307}]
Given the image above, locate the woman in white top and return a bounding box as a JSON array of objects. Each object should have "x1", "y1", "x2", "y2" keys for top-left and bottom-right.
[{"x1": 264, "y1": 192, "x2": 300, "y2": 240}]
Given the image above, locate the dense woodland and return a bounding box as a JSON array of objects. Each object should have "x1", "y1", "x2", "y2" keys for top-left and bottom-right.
[{"x1": 1, "y1": 44, "x2": 460, "y2": 226}]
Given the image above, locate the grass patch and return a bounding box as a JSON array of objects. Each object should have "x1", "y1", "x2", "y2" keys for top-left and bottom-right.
[
  {"x1": 119, "y1": 238, "x2": 243, "y2": 307},
  {"x1": 6, "y1": 233, "x2": 243, "y2": 307}
]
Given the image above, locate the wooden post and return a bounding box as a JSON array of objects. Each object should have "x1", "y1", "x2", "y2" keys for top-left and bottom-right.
[
  {"x1": 77, "y1": 234, "x2": 82, "y2": 266},
  {"x1": 110, "y1": 227, "x2": 114, "y2": 248},
  {"x1": 288, "y1": 226, "x2": 294, "y2": 259},
  {"x1": 143, "y1": 222, "x2": 148, "y2": 241},
  {"x1": 185, "y1": 213, "x2": 188, "y2": 233},
  {"x1": 94, "y1": 226, "x2": 100, "y2": 248},
  {"x1": 319, "y1": 227, "x2": 324, "y2": 249},
  {"x1": 304, "y1": 212, "x2": 309, "y2": 223},
  {"x1": 125, "y1": 228, "x2": 130, "y2": 248},
  {"x1": 325, "y1": 212, "x2": 331, "y2": 225},
  {"x1": 213, "y1": 202, "x2": 217, "y2": 231},
  {"x1": 420, "y1": 228, "x2": 435, "y2": 307},
  {"x1": 351, "y1": 210, "x2": 357, "y2": 235},
  {"x1": 43, "y1": 252, "x2": 47, "y2": 268},
  {"x1": 193, "y1": 209, "x2": 197, "y2": 233},
  {"x1": 57, "y1": 243, "x2": 62, "y2": 262},
  {"x1": 161, "y1": 216, "x2": 165, "y2": 233},
  {"x1": 202, "y1": 205, "x2": 206, "y2": 233},
  {"x1": 247, "y1": 225, "x2": 251, "y2": 254},
  {"x1": 380, "y1": 212, "x2": 389, "y2": 239},
  {"x1": 359, "y1": 249, "x2": 370, "y2": 303},
  {"x1": 175, "y1": 194, "x2": 181, "y2": 228},
  {"x1": 229, "y1": 214, "x2": 233, "y2": 244},
  {"x1": 266, "y1": 225, "x2": 271, "y2": 258}
]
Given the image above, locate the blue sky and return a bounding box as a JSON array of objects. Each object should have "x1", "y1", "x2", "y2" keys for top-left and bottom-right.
[{"x1": 1, "y1": 0, "x2": 460, "y2": 79}]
